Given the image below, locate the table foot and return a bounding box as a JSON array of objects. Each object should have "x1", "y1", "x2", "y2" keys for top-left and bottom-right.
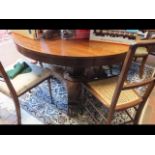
[{"x1": 68, "y1": 102, "x2": 84, "y2": 117}]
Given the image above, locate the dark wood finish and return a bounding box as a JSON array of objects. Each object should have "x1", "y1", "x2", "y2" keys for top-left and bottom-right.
[
  {"x1": 84, "y1": 42, "x2": 155, "y2": 124},
  {"x1": 0, "y1": 61, "x2": 53, "y2": 124}
]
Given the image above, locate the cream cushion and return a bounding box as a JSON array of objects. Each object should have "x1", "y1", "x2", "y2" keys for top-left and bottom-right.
[
  {"x1": 135, "y1": 47, "x2": 149, "y2": 57},
  {"x1": 87, "y1": 77, "x2": 142, "y2": 110},
  {"x1": 0, "y1": 60, "x2": 52, "y2": 96}
]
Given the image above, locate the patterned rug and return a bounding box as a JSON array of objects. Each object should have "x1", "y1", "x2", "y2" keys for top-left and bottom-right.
[{"x1": 0, "y1": 62, "x2": 154, "y2": 124}]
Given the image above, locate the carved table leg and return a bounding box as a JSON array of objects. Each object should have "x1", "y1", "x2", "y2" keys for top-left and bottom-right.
[
  {"x1": 64, "y1": 67, "x2": 85, "y2": 116},
  {"x1": 50, "y1": 66, "x2": 84, "y2": 116},
  {"x1": 52, "y1": 65, "x2": 108, "y2": 117}
]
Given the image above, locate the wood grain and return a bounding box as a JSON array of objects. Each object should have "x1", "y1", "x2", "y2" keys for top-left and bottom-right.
[{"x1": 11, "y1": 33, "x2": 129, "y2": 67}]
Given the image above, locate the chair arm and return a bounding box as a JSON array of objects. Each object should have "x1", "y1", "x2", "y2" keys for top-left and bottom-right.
[{"x1": 123, "y1": 78, "x2": 155, "y2": 90}]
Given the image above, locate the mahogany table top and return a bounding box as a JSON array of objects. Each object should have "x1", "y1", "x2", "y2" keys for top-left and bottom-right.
[{"x1": 11, "y1": 33, "x2": 132, "y2": 67}]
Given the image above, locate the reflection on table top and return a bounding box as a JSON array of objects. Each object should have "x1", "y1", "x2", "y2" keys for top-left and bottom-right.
[{"x1": 12, "y1": 33, "x2": 130, "y2": 58}]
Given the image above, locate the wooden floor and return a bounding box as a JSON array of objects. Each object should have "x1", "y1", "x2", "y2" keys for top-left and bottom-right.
[{"x1": 0, "y1": 39, "x2": 155, "y2": 124}]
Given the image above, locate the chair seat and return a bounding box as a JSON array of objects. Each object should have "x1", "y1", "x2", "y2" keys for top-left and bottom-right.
[
  {"x1": 0, "y1": 60, "x2": 52, "y2": 97},
  {"x1": 135, "y1": 47, "x2": 149, "y2": 57},
  {"x1": 87, "y1": 77, "x2": 142, "y2": 110}
]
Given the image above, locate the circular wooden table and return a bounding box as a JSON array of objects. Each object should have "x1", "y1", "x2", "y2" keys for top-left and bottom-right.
[{"x1": 11, "y1": 33, "x2": 130, "y2": 115}]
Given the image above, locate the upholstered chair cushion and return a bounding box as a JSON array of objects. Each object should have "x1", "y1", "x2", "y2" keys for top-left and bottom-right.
[
  {"x1": 135, "y1": 47, "x2": 149, "y2": 57},
  {"x1": 87, "y1": 77, "x2": 142, "y2": 110},
  {"x1": 0, "y1": 60, "x2": 52, "y2": 97}
]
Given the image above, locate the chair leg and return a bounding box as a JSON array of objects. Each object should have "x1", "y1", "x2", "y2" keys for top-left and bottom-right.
[
  {"x1": 47, "y1": 78, "x2": 53, "y2": 104},
  {"x1": 134, "y1": 103, "x2": 145, "y2": 124},
  {"x1": 106, "y1": 116, "x2": 113, "y2": 124},
  {"x1": 106, "y1": 109, "x2": 115, "y2": 124},
  {"x1": 39, "y1": 61, "x2": 43, "y2": 68},
  {"x1": 139, "y1": 56, "x2": 148, "y2": 78},
  {"x1": 13, "y1": 97, "x2": 21, "y2": 125}
]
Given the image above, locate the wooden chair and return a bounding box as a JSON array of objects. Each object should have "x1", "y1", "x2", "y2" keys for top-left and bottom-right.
[
  {"x1": 134, "y1": 30, "x2": 155, "y2": 78},
  {"x1": 83, "y1": 42, "x2": 155, "y2": 124},
  {"x1": 0, "y1": 59, "x2": 53, "y2": 124},
  {"x1": 107, "y1": 47, "x2": 149, "y2": 78},
  {"x1": 148, "y1": 44, "x2": 155, "y2": 56},
  {"x1": 108, "y1": 31, "x2": 151, "y2": 78},
  {"x1": 134, "y1": 47, "x2": 149, "y2": 78}
]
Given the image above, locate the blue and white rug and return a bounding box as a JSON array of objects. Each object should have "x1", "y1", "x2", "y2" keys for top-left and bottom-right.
[
  {"x1": 20, "y1": 77, "x2": 93, "y2": 124},
  {"x1": 0, "y1": 62, "x2": 154, "y2": 124}
]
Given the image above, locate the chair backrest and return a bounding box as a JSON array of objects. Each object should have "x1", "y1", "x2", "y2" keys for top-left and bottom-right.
[
  {"x1": 0, "y1": 62, "x2": 18, "y2": 98},
  {"x1": 0, "y1": 62, "x2": 22, "y2": 124},
  {"x1": 109, "y1": 41, "x2": 155, "y2": 121}
]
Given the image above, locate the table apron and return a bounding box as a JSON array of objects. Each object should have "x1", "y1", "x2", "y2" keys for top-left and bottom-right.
[{"x1": 16, "y1": 44, "x2": 126, "y2": 68}]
